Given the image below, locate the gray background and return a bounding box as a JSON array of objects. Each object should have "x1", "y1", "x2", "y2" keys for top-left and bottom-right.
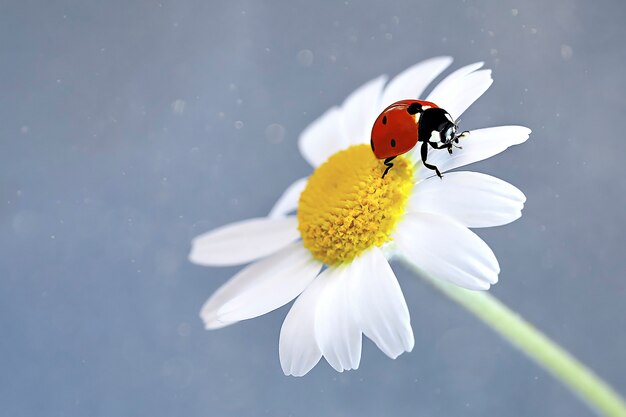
[{"x1": 1, "y1": 0, "x2": 625, "y2": 416}]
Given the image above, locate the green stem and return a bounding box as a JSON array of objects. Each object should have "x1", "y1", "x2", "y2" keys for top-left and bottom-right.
[{"x1": 413, "y1": 268, "x2": 626, "y2": 417}]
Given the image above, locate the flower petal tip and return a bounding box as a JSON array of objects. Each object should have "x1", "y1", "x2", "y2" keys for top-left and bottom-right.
[
  {"x1": 387, "y1": 341, "x2": 414, "y2": 359},
  {"x1": 188, "y1": 247, "x2": 213, "y2": 267},
  {"x1": 200, "y1": 302, "x2": 234, "y2": 330},
  {"x1": 281, "y1": 362, "x2": 317, "y2": 377},
  {"x1": 203, "y1": 322, "x2": 219, "y2": 330},
  {"x1": 202, "y1": 317, "x2": 227, "y2": 330},
  {"x1": 282, "y1": 370, "x2": 300, "y2": 377},
  {"x1": 518, "y1": 189, "x2": 528, "y2": 204},
  {"x1": 517, "y1": 126, "x2": 532, "y2": 140},
  {"x1": 471, "y1": 279, "x2": 495, "y2": 291},
  {"x1": 486, "y1": 270, "x2": 500, "y2": 287}
]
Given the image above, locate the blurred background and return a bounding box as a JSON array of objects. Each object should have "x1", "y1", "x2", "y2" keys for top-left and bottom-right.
[{"x1": 1, "y1": 0, "x2": 625, "y2": 416}]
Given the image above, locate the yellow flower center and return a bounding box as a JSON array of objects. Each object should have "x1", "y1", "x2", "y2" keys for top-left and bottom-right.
[{"x1": 298, "y1": 144, "x2": 414, "y2": 265}]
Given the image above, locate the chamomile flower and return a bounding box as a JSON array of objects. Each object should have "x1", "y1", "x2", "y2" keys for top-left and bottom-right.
[{"x1": 190, "y1": 57, "x2": 530, "y2": 376}]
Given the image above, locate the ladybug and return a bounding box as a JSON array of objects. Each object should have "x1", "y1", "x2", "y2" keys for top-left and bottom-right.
[{"x1": 370, "y1": 100, "x2": 466, "y2": 178}]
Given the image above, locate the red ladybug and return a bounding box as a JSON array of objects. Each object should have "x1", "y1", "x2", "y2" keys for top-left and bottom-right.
[{"x1": 371, "y1": 99, "x2": 465, "y2": 178}]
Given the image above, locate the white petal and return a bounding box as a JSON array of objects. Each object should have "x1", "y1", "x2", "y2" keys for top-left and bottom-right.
[
  {"x1": 298, "y1": 106, "x2": 349, "y2": 167},
  {"x1": 415, "y1": 125, "x2": 531, "y2": 178},
  {"x1": 351, "y1": 248, "x2": 414, "y2": 359},
  {"x1": 315, "y1": 266, "x2": 362, "y2": 372},
  {"x1": 189, "y1": 216, "x2": 300, "y2": 267},
  {"x1": 268, "y1": 177, "x2": 308, "y2": 218},
  {"x1": 199, "y1": 262, "x2": 263, "y2": 330},
  {"x1": 200, "y1": 243, "x2": 319, "y2": 329},
  {"x1": 381, "y1": 56, "x2": 453, "y2": 108},
  {"x1": 426, "y1": 61, "x2": 486, "y2": 117},
  {"x1": 434, "y1": 69, "x2": 493, "y2": 119},
  {"x1": 279, "y1": 274, "x2": 326, "y2": 377},
  {"x1": 408, "y1": 171, "x2": 526, "y2": 228},
  {"x1": 215, "y1": 243, "x2": 323, "y2": 324},
  {"x1": 394, "y1": 213, "x2": 500, "y2": 290},
  {"x1": 341, "y1": 75, "x2": 388, "y2": 146}
]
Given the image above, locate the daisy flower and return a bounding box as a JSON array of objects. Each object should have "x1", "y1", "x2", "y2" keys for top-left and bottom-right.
[{"x1": 189, "y1": 56, "x2": 531, "y2": 377}]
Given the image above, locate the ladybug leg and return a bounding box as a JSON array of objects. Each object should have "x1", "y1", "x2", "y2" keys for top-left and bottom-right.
[
  {"x1": 430, "y1": 141, "x2": 449, "y2": 150},
  {"x1": 382, "y1": 156, "x2": 396, "y2": 179},
  {"x1": 428, "y1": 140, "x2": 454, "y2": 155},
  {"x1": 430, "y1": 140, "x2": 458, "y2": 155},
  {"x1": 421, "y1": 141, "x2": 443, "y2": 179}
]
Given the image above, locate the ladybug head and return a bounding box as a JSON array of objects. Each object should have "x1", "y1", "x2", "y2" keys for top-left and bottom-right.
[
  {"x1": 441, "y1": 119, "x2": 458, "y2": 145},
  {"x1": 419, "y1": 108, "x2": 459, "y2": 146}
]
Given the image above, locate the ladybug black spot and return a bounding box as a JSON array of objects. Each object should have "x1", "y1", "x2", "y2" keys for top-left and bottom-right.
[
  {"x1": 390, "y1": 138, "x2": 396, "y2": 148},
  {"x1": 407, "y1": 102, "x2": 422, "y2": 115},
  {"x1": 382, "y1": 115, "x2": 387, "y2": 125}
]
